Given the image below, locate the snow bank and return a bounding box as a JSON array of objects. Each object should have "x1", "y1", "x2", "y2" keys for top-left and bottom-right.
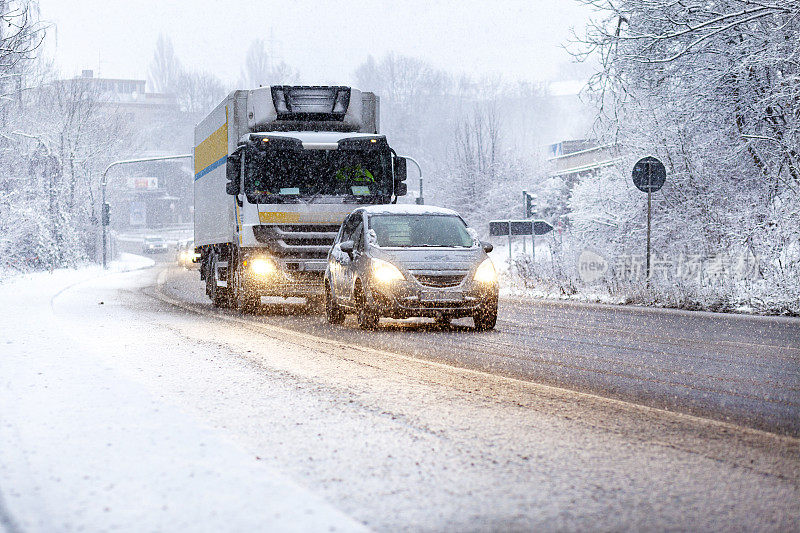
[
  {"x1": 109, "y1": 252, "x2": 155, "y2": 272},
  {"x1": 0, "y1": 266, "x2": 365, "y2": 532}
]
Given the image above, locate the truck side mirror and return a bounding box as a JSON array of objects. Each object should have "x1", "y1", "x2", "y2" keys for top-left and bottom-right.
[
  {"x1": 225, "y1": 153, "x2": 240, "y2": 196},
  {"x1": 394, "y1": 156, "x2": 407, "y2": 197},
  {"x1": 481, "y1": 241, "x2": 493, "y2": 253}
]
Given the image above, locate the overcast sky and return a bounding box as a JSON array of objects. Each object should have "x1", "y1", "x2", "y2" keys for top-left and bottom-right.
[{"x1": 38, "y1": 0, "x2": 592, "y2": 88}]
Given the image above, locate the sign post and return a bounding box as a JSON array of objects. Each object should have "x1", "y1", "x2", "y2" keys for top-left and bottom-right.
[
  {"x1": 631, "y1": 156, "x2": 667, "y2": 281},
  {"x1": 508, "y1": 221, "x2": 512, "y2": 263}
]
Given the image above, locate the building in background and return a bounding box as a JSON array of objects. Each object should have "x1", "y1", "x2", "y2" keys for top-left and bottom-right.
[
  {"x1": 69, "y1": 70, "x2": 178, "y2": 135},
  {"x1": 547, "y1": 139, "x2": 620, "y2": 184},
  {"x1": 65, "y1": 71, "x2": 193, "y2": 230}
]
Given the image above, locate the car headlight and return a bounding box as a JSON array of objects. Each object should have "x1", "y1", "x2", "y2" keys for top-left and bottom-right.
[
  {"x1": 248, "y1": 257, "x2": 276, "y2": 276},
  {"x1": 371, "y1": 258, "x2": 404, "y2": 283},
  {"x1": 473, "y1": 258, "x2": 497, "y2": 283}
]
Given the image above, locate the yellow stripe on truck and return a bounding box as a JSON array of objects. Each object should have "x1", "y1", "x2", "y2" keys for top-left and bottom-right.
[
  {"x1": 258, "y1": 212, "x2": 352, "y2": 224},
  {"x1": 194, "y1": 109, "x2": 228, "y2": 177}
]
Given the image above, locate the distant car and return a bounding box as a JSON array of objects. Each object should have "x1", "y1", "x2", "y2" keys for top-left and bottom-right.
[
  {"x1": 175, "y1": 239, "x2": 199, "y2": 269},
  {"x1": 142, "y1": 236, "x2": 168, "y2": 254},
  {"x1": 324, "y1": 205, "x2": 499, "y2": 330}
]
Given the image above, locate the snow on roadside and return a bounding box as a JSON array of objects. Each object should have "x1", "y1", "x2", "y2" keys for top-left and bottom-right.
[
  {"x1": 487, "y1": 239, "x2": 623, "y2": 305},
  {"x1": 0, "y1": 253, "x2": 154, "y2": 287},
  {"x1": 108, "y1": 252, "x2": 155, "y2": 272},
  {"x1": 0, "y1": 263, "x2": 365, "y2": 532}
]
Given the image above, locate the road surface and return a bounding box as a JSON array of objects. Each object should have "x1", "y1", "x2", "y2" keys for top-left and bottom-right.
[
  {"x1": 1, "y1": 255, "x2": 798, "y2": 531},
  {"x1": 161, "y1": 261, "x2": 800, "y2": 437}
]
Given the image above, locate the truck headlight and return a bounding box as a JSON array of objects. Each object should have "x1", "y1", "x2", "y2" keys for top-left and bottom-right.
[
  {"x1": 372, "y1": 258, "x2": 404, "y2": 283},
  {"x1": 473, "y1": 258, "x2": 497, "y2": 283},
  {"x1": 249, "y1": 257, "x2": 276, "y2": 276}
]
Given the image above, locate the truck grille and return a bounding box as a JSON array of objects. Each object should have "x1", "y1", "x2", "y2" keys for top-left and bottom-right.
[
  {"x1": 253, "y1": 225, "x2": 339, "y2": 259},
  {"x1": 413, "y1": 273, "x2": 466, "y2": 288}
]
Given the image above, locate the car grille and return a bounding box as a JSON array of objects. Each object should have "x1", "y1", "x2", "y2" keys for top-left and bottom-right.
[
  {"x1": 253, "y1": 224, "x2": 340, "y2": 259},
  {"x1": 413, "y1": 273, "x2": 466, "y2": 287}
]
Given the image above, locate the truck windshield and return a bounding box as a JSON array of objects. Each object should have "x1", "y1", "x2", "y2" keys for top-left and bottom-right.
[
  {"x1": 368, "y1": 215, "x2": 474, "y2": 248},
  {"x1": 245, "y1": 148, "x2": 392, "y2": 202}
]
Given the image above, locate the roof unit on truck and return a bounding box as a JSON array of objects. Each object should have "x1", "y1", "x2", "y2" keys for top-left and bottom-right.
[{"x1": 246, "y1": 86, "x2": 379, "y2": 134}]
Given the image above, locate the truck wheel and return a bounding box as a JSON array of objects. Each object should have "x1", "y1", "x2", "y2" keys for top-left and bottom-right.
[
  {"x1": 354, "y1": 282, "x2": 379, "y2": 330},
  {"x1": 473, "y1": 301, "x2": 498, "y2": 331},
  {"x1": 324, "y1": 283, "x2": 345, "y2": 324},
  {"x1": 208, "y1": 252, "x2": 232, "y2": 308},
  {"x1": 233, "y1": 262, "x2": 260, "y2": 314}
]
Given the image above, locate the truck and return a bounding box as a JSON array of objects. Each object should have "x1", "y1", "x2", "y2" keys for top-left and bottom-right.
[{"x1": 193, "y1": 85, "x2": 408, "y2": 311}]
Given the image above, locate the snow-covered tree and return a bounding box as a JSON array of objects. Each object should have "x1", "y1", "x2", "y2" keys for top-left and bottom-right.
[
  {"x1": 239, "y1": 39, "x2": 297, "y2": 89},
  {"x1": 147, "y1": 35, "x2": 228, "y2": 116},
  {"x1": 0, "y1": 63, "x2": 130, "y2": 271},
  {"x1": 147, "y1": 33, "x2": 183, "y2": 95},
  {"x1": 0, "y1": 0, "x2": 45, "y2": 97},
  {"x1": 563, "y1": 0, "x2": 800, "y2": 311}
]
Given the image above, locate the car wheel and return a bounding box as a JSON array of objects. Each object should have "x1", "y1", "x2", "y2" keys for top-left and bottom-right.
[
  {"x1": 473, "y1": 301, "x2": 498, "y2": 331},
  {"x1": 354, "y1": 282, "x2": 379, "y2": 330},
  {"x1": 324, "y1": 283, "x2": 345, "y2": 324}
]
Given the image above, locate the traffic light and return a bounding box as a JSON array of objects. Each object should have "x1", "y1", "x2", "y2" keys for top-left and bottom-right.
[
  {"x1": 101, "y1": 203, "x2": 110, "y2": 226},
  {"x1": 523, "y1": 191, "x2": 536, "y2": 218}
]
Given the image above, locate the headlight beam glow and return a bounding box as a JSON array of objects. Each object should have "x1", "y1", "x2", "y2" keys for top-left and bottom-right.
[
  {"x1": 371, "y1": 258, "x2": 404, "y2": 283},
  {"x1": 473, "y1": 258, "x2": 497, "y2": 283}
]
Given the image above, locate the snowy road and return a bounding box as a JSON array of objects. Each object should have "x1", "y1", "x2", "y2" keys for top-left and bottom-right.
[
  {"x1": 162, "y1": 264, "x2": 800, "y2": 437},
  {"x1": 1, "y1": 262, "x2": 799, "y2": 531}
]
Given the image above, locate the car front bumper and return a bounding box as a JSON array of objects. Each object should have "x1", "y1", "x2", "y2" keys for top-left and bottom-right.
[{"x1": 368, "y1": 281, "x2": 498, "y2": 319}]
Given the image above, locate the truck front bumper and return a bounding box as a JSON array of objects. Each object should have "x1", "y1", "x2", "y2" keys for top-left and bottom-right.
[{"x1": 246, "y1": 269, "x2": 325, "y2": 298}]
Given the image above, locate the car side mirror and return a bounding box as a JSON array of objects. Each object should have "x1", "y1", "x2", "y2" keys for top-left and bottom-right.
[
  {"x1": 481, "y1": 241, "x2": 493, "y2": 253},
  {"x1": 339, "y1": 240, "x2": 354, "y2": 258}
]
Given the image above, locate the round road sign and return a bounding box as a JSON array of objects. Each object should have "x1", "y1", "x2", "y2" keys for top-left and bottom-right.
[{"x1": 632, "y1": 156, "x2": 666, "y2": 193}]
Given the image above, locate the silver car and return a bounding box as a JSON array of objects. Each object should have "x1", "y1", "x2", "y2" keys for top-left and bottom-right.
[
  {"x1": 324, "y1": 205, "x2": 499, "y2": 330},
  {"x1": 142, "y1": 236, "x2": 168, "y2": 254}
]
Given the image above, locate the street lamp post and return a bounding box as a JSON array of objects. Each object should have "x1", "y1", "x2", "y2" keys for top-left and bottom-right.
[
  {"x1": 399, "y1": 156, "x2": 423, "y2": 205},
  {"x1": 101, "y1": 154, "x2": 192, "y2": 269}
]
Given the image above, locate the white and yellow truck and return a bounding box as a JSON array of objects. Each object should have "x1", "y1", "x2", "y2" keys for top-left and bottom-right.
[{"x1": 194, "y1": 86, "x2": 408, "y2": 310}]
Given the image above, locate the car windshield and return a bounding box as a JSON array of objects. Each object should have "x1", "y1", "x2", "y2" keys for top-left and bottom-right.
[
  {"x1": 368, "y1": 214, "x2": 474, "y2": 248},
  {"x1": 245, "y1": 148, "x2": 392, "y2": 203}
]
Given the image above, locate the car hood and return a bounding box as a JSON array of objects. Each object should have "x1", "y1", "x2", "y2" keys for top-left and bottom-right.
[{"x1": 370, "y1": 246, "x2": 483, "y2": 273}]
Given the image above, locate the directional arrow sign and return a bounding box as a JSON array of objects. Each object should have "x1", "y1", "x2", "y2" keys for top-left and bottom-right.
[
  {"x1": 489, "y1": 220, "x2": 553, "y2": 236},
  {"x1": 533, "y1": 220, "x2": 554, "y2": 236},
  {"x1": 489, "y1": 221, "x2": 511, "y2": 236},
  {"x1": 510, "y1": 220, "x2": 533, "y2": 235}
]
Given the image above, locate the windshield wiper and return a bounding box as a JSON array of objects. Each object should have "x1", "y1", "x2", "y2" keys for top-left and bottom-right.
[
  {"x1": 302, "y1": 192, "x2": 325, "y2": 204},
  {"x1": 254, "y1": 194, "x2": 299, "y2": 204}
]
